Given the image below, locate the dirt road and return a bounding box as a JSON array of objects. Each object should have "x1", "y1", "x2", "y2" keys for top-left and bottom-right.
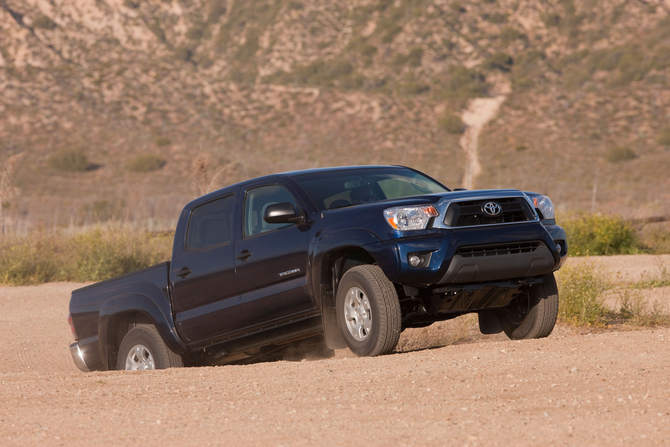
[{"x1": 1, "y1": 257, "x2": 669, "y2": 446}]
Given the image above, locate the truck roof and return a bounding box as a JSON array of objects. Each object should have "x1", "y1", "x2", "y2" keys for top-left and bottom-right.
[{"x1": 192, "y1": 165, "x2": 413, "y2": 205}]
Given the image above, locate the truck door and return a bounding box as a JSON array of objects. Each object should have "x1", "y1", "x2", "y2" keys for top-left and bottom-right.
[
  {"x1": 171, "y1": 193, "x2": 241, "y2": 345},
  {"x1": 234, "y1": 183, "x2": 318, "y2": 332}
]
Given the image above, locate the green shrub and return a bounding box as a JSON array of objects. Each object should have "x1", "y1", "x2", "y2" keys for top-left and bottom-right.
[
  {"x1": 449, "y1": 2, "x2": 465, "y2": 13},
  {"x1": 657, "y1": 128, "x2": 670, "y2": 146},
  {"x1": 381, "y1": 24, "x2": 403, "y2": 43},
  {"x1": 155, "y1": 136, "x2": 171, "y2": 147},
  {"x1": 345, "y1": 38, "x2": 377, "y2": 58},
  {"x1": 236, "y1": 32, "x2": 260, "y2": 62},
  {"x1": 562, "y1": 214, "x2": 642, "y2": 256},
  {"x1": 651, "y1": 47, "x2": 670, "y2": 70},
  {"x1": 0, "y1": 228, "x2": 174, "y2": 285},
  {"x1": 270, "y1": 59, "x2": 362, "y2": 89},
  {"x1": 556, "y1": 260, "x2": 611, "y2": 326},
  {"x1": 48, "y1": 150, "x2": 90, "y2": 172},
  {"x1": 33, "y1": 15, "x2": 57, "y2": 30},
  {"x1": 438, "y1": 112, "x2": 464, "y2": 134},
  {"x1": 392, "y1": 48, "x2": 423, "y2": 67},
  {"x1": 397, "y1": 78, "x2": 430, "y2": 96},
  {"x1": 542, "y1": 13, "x2": 561, "y2": 27},
  {"x1": 438, "y1": 65, "x2": 486, "y2": 98},
  {"x1": 406, "y1": 48, "x2": 424, "y2": 67},
  {"x1": 207, "y1": 0, "x2": 227, "y2": 24},
  {"x1": 499, "y1": 27, "x2": 524, "y2": 45},
  {"x1": 485, "y1": 12, "x2": 507, "y2": 24},
  {"x1": 484, "y1": 52, "x2": 513, "y2": 72},
  {"x1": 147, "y1": 19, "x2": 166, "y2": 43},
  {"x1": 605, "y1": 146, "x2": 636, "y2": 163},
  {"x1": 123, "y1": 0, "x2": 139, "y2": 8},
  {"x1": 360, "y1": 44, "x2": 378, "y2": 57},
  {"x1": 186, "y1": 24, "x2": 206, "y2": 40},
  {"x1": 127, "y1": 154, "x2": 167, "y2": 172},
  {"x1": 174, "y1": 47, "x2": 193, "y2": 62}
]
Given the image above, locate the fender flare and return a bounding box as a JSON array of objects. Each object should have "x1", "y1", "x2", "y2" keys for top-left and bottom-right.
[
  {"x1": 309, "y1": 228, "x2": 400, "y2": 350},
  {"x1": 98, "y1": 293, "x2": 187, "y2": 370}
]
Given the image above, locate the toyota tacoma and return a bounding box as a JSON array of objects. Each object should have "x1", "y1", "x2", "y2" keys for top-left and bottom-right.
[{"x1": 68, "y1": 165, "x2": 568, "y2": 371}]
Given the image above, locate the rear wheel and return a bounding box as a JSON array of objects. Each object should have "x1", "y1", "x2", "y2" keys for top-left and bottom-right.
[
  {"x1": 497, "y1": 273, "x2": 559, "y2": 340},
  {"x1": 117, "y1": 324, "x2": 183, "y2": 370},
  {"x1": 336, "y1": 265, "x2": 401, "y2": 356}
]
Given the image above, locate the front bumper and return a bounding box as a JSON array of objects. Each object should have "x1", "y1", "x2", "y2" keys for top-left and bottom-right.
[
  {"x1": 69, "y1": 342, "x2": 91, "y2": 372},
  {"x1": 367, "y1": 222, "x2": 568, "y2": 286}
]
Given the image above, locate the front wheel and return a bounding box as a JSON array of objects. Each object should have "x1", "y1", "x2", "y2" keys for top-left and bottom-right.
[
  {"x1": 497, "y1": 273, "x2": 559, "y2": 340},
  {"x1": 116, "y1": 324, "x2": 183, "y2": 370},
  {"x1": 336, "y1": 265, "x2": 401, "y2": 356}
]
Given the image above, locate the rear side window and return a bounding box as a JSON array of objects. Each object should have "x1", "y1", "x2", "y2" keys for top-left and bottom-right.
[{"x1": 186, "y1": 195, "x2": 235, "y2": 250}]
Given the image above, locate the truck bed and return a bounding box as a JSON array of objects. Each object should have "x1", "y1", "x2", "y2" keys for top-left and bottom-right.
[{"x1": 69, "y1": 262, "x2": 178, "y2": 371}]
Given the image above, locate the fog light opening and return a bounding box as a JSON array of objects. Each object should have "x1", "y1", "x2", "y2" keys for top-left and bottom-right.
[{"x1": 408, "y1": 252, "x2": 432, "y2": 268}]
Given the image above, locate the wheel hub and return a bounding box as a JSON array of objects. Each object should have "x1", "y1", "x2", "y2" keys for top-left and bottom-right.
[
  {"x1": 505, "y1": 293, "x2": 530, "y2": 325},
  {"x1": 125, "y1": 344, "x2": 155, "y2": 370},
  {"x1": 344, "y1": 287, "x2": 372, "y2": 341}
]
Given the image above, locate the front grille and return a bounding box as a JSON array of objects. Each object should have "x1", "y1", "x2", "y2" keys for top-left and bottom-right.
[
  {"x1": 457, "y1": 241, "x2": 541, "y2": 258},
  {"x1": 444, "y1": 197, "x2": 534, "y2": 227}
]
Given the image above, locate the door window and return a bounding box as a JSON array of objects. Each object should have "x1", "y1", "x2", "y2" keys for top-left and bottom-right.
[
  {"x1": 186, "y1": 195, "x2": 235, "y2": 250},
  {"x1": 245, "y1": 185, "x2": 297, "y2": 237}
]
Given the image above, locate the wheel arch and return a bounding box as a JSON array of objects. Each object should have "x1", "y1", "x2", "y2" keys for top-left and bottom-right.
[
  {"x1": 312, "y1": 239, "x2": 387, "y2": 350},
  {"x1": 98, "y1": 294, "x2": 187, "y2": 370}
]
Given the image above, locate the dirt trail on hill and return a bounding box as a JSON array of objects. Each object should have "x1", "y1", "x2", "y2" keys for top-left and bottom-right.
[
  {"x1": 1, "y1": 257, "x2": 670, "y2": 446},
  {"x1": 459, "y1": 81, "x2": 511, "y2": 190}
]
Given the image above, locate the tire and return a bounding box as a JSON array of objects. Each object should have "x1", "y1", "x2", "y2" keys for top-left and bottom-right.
[
  {"x1": 496, "y1": 273, "x2": 559, "y2": 340},
  {"x1": 116, "y1": 324, "x2": 184, "y2": 370},
  {"x1": 336, "y1": 265, "x2": 401, "y2": 356}
]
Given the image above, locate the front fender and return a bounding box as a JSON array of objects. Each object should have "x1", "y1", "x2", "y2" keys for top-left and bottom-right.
[
  {"x1": 310, "y1": 228, "x2": 384, "y2": 297},
  {"x1": 98, "y1": 293, "x2": 187, "y2": 370}
]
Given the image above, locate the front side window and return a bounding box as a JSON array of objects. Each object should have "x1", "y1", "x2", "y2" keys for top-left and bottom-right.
[
  {"x1": 186, "y1": 195, "x2": 235, "y2": 250},
  {"x1": 245, "y1": 185, "x2": 297, "y2": 237}
]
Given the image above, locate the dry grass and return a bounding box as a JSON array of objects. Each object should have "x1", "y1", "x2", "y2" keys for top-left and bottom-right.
[
  {"x1": 0, "y1": 227, "x2": 173, "y2": 285},
  {"x1": 558, "y1": 258, "x2": 670, "y2": 327},
  {"x1": 556, "y1": 260, "x2": 612, "y2": 326}
]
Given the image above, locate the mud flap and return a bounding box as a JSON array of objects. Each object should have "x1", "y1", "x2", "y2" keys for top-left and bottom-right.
[
  {"x1": 322, "y1": 306, "x2": 347, "y2": 349},
  {"x1": 478, "y1": 312, "x2": 503, "y2": 335}
]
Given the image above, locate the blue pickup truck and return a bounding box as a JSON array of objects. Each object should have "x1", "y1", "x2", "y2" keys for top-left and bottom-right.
[{"x1": 68, "y1": 165, "x2": 568, "y2": 371}]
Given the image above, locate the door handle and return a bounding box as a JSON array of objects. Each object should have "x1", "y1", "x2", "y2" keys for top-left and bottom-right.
[
  {"x1": 236, "y1": 250, "x2": 253, "y2": 261},
  {"x1": 176, "y1": 267, "x2": 192, "y2": 278}
]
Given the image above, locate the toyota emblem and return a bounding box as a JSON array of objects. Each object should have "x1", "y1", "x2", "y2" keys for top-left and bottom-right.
[{"x1": 482, "y1": 202, "x2": 501, "y2": 216}]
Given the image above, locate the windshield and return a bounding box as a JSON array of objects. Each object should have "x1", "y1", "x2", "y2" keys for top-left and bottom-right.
[{"x1": 292, "y1": 167, "x2": 448, "y2": 211}]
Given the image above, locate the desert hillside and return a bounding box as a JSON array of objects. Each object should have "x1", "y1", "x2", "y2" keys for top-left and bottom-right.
[{"x1": 1, "y1": 0, "x2": 669, "y2": 229}]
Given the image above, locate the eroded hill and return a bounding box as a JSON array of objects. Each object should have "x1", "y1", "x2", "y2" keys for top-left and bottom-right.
[{"x1": 0, "y1": 0, "x2": 669, "y2": 228}]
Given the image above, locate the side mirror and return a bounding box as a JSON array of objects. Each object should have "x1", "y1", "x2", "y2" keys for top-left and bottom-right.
[{"x1": 263, "y1": 202, "x2": 305, "y2": 225}]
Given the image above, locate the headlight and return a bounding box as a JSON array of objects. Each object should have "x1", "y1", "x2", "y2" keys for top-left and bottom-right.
[
  {"x1": 384, "y1": 205, "x2": 439, "y2": 230},
  {"x1": 528, "y1": 194, "x2": 555, "y2": 220}
]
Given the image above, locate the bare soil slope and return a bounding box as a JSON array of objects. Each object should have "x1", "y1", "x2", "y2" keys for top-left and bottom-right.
[{"x1": 0, "y1": 264, "x2": 669, "y2": 446}]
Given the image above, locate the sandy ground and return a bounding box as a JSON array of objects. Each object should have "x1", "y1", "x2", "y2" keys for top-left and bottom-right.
[{"x1": 1, "y1": 257, "x2": 670, "y2": 446}]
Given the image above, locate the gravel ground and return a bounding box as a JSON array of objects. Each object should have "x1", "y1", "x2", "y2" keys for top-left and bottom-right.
[{"x1": 0, "y1": 257, "x2": 669, "y2": 446}]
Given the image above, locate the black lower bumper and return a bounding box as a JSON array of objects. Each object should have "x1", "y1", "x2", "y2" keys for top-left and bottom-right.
[{"x1": 438, "y1": 241, "x2": 555, "y2": 284}]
